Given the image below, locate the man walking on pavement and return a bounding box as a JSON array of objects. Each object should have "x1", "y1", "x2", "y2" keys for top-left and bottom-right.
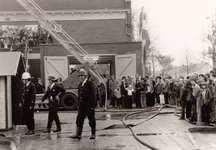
[
  {"x1": 41, "y1": 74, "x2": 65, "y2": 133},
  {"x1": 19, "y1": 72, "x2": 36, "y2": 135},
  {"x1": 71, "y1": 69, "x2": 96, "y2": 140}
]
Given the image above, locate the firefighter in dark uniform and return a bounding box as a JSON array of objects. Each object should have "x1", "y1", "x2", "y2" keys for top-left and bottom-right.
[
  {"x1": 19, "y1": 72, "x2": 36, "y2": 135},
  {"x1": 41, "y1": 74, "x2": 65, "y2": 133},
  {"x1": 71, "y1": 69, "x2": 96, "y2": 140}
]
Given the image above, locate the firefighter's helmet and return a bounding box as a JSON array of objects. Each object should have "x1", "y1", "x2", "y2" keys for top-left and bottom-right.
[
  {"x1": 78, "y1": 69, "x2": 87, "y2": 77},
  {"x1": 21, "y1": 72, "x2": 32, "y2": 80},
  {"x1": 48, "y1": 74, "x2": 56, "y2": 80}
]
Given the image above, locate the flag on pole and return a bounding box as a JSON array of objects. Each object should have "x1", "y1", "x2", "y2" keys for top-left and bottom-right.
[{"x1": 139, "y1": 6, "x2": 150, "y2": 76}]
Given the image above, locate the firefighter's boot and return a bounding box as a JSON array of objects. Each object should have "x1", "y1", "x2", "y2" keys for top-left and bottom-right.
[
  {"x1": 42, "y1": 121, "x2": 52, "y2": 133},
  {"x1": 70, "y1": 126, "x2": 83, "y2": 140},
  {"x1": 53, "y1": 118, "x2": 61, "y2": 132},
  {"x1": 90, "y1": 126, "x2": 96, "y2": 139}
]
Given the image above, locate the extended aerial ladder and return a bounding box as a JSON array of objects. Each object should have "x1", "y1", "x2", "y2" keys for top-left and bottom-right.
[{"x1": 16, "y1": 0, "x2": 107, "y2": 110}]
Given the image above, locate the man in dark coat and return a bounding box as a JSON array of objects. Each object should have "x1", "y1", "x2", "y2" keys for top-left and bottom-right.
[
  {"x1": 135, "y1": 77, "x2": 142, "y2": 108},
  {"x1": 41, "y1": 74, "x2": 65, "y2": 133},
  {"x1": 154, "y1": 76, "x2": 163, "y2": 105},
  {"x1": 180, "y1": 80, "x2": 192, "y2": 120},
  {"x1": 71, "y1": 69, "x2": 96, "y2": 140},
  {"x1": 19, "y1": 72, "x2": 36, "y2": 135}
]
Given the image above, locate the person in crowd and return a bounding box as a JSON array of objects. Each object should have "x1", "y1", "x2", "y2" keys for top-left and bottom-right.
[
  {"x1": 169, "y1": 78, "x2": 175, "y2": 105},
  {"x1": 135, "y1": 76, "x2": 142, "y2": 108},
  {"x1": 212, "y1": 79, "x2": 216, "y2": 123},
  {"x1": 210, "y1": 70, "x2": 215, "y2": 80},
  {"x1": 140, "y1": 77, "x2": 147, "y2": 108},
  {"x1": 131, "y1": 74, "x2": 138, "y2": 108},
  {"x1": 114, "y1": 84, "x2": 121, "y2": 108},
  {"x1": 190, "y1": 77, "x2": 200, "y2": 122},
  {"x1": 199, "y1": 81, "x2": 212, "y2": 124},
  {"x1": 47, "y1": 33, "x2": 53, "y2": 44},
  {"x1": 41, "y1": 74, "x2": 65, "y2": 133},
  {"x1": 174, "y1": 80, "x2": 181, "y2": 106},
  {"x1": 146, "y1": 79, "x2": 154, "y2": 106},
  {"x1": 40, "y1": 30, "x2": 48, "y2": 44},
  {"x1": 163, "y1": 78, "x2": 170, "y2": 104},
  {"x1": 154, "y1": 76, "x2": 163, "y2": 106},
  {"x1": 109, "y1": 75, "x2": 118, "y2": 107},
  {"x1": 37, "y1": 25, "x2": 43, "y2": 43},
  {"x1": 35, "y1": 77, "x2": 46, "y2": 108},
  {"x1": 33, "y1": 32, "x2": 38, "y2": 47},
  {"x1": 57, "y1": 77, "x2": 64, "y2": 88},
  {"x1": 71, "y1": 69, "x2": 96, "y2": 140},
  {"x1": 180, "y1": 80, "x2": 192, "y2": 120},
  {"x1": 149, "y1": 75, "x2": 155, "y2": 87},
  {"x1": 20, "y1": 36, "x2": 28, "y2": 50},
  {"x1": 205, "y1": 73, "x2": 210, "y2": 80},
  {"x1": 125, "y1": 85, "x2": 133, "y2": 108},
  {"x1": 206, "y1": 79, "x2": 215, "y2": 122},
  {"x1": 99, "y1": 81, "x2": 106, "y2": 108},
  {"x1": 19, "y1": 72, "x2": 36, "y2": 135},
  {"x1": 149, "y1": 75, "x2": 156, "y2": 105},
  {"x1": 179, "y1": 81, "x2": 185, "y2": 106},
  {"x1": 11, "y1": 35, "x2": 17, "y2": 51},
  {"x1": 36, "y1": 77, "x2": 45, "y2": 94},
  {"x1": 183, "y1": 80, "x2": 192, "y2": 120},
  {"x1": 199, "y1": 74, "x2": 205, "y2": 80},
  {"x1": 121, "y1": 76, "x2": 128, "y2": 108},
  {"x1": 0, "y1": 38, "x2": 4, "y2": 48}
]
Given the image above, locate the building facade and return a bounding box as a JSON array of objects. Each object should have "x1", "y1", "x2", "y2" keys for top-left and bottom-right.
[{"x1": 0, "y1": 0, "x2": 142, "y2": 83}]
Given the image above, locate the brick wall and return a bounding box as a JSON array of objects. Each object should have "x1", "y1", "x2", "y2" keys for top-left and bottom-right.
[
  {"x1": 0, "y1": 0, "x2": 126, "y2": 12},
  {"x1": 40, "y1": 42, "x2": 142, "y2": 82},
  {"x1": 0, "y1": 77, "x2": 6, "y2": 129},
  {"x1": 55, "y1": 19, "x2": 131, "y2": 44},
  {"x1": 0, "y1": 19, "x2": 130, "y2": 44}
]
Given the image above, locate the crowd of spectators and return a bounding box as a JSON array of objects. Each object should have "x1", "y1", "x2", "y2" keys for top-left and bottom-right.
[
  {"x1": 95, "y1": 71, "x2": 216, "y2": 125},
  {"x1": 0, "y1": 25, "x2": 53, "y2": 50}
]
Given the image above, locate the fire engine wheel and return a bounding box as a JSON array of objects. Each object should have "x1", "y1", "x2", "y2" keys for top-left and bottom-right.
[{"x1": 61, "y1": 93, "x2": 78, "y2": 110}]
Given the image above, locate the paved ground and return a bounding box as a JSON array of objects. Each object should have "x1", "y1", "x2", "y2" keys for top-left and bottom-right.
[{"x1": 1, "y1": 107, "x2": 216, "y2": 150}]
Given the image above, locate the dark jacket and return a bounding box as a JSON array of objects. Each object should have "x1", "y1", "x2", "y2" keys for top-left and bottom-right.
[
  {"x1": 78, "y1": 79, "x2": 96, "y2": 109},
  {"x1": 36, "y1": 82, "x2": 45, "y2": 94},
  {"x1": 182, "y1": 81, "x2": 192, "y2": 102},
  {"x1": 155, "y1": 82, "x2": 163, "y2": 94},
  {"x1": 135, "y1": 80, "x2": 142, "y2": 92},
  {"x1": 42, "y1": 83, "x2": 65, "y2": 102},
  {"x1": 197, "y1": 89, "x2": 212, "y2": 106},
  {"x1": 121, "y1": 82, "x2": 128, "y2": 96},
  {"x1": 22, "y1": 82, "x2": 36, "y2": 108}
]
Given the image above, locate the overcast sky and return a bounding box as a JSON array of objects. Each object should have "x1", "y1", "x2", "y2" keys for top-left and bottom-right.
[{"x1": 132, "y1": 0, "x2": 216, "y2": 66}]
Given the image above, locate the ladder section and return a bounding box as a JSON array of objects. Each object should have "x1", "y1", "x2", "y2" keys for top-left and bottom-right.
[
  {"x1": 15, "y1": 0, "x2": 104, "y2": 83},
  {"x1": 16, "y1": 0, "x2": 107, "y2": 110}
]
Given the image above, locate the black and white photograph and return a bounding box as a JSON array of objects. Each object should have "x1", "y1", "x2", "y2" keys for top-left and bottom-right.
[{"x1": 1, "y1": 0, "x2": 216, "y2": 149}]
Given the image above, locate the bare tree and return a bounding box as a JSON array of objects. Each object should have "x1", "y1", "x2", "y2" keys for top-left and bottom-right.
[
  {"x1": 156, "y1": 54, "x2": 174, "y2": 77},
  {"x1": 131, "y1": 4, "x2": 164, "y2": 77},
  {"x1": 200, "y1": 12, "x2": 216, "y2": 68},
  {"x1": 181, "y1": 49, "x2": 194, "y2": 76}
]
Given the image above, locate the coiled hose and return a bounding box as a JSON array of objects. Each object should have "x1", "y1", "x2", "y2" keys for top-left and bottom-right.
[{"x1": 122, "y1": 105, "x2": 166, "y2": 150}]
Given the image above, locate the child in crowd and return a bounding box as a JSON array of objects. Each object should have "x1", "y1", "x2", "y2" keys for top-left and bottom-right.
[{"x1": 114, "y1": 84, "x2": 121, "y2": 108}]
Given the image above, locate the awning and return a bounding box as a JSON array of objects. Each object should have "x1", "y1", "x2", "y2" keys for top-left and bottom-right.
[{"x1": 0, "y1": 52, "x2": 22, "y2": 76}]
